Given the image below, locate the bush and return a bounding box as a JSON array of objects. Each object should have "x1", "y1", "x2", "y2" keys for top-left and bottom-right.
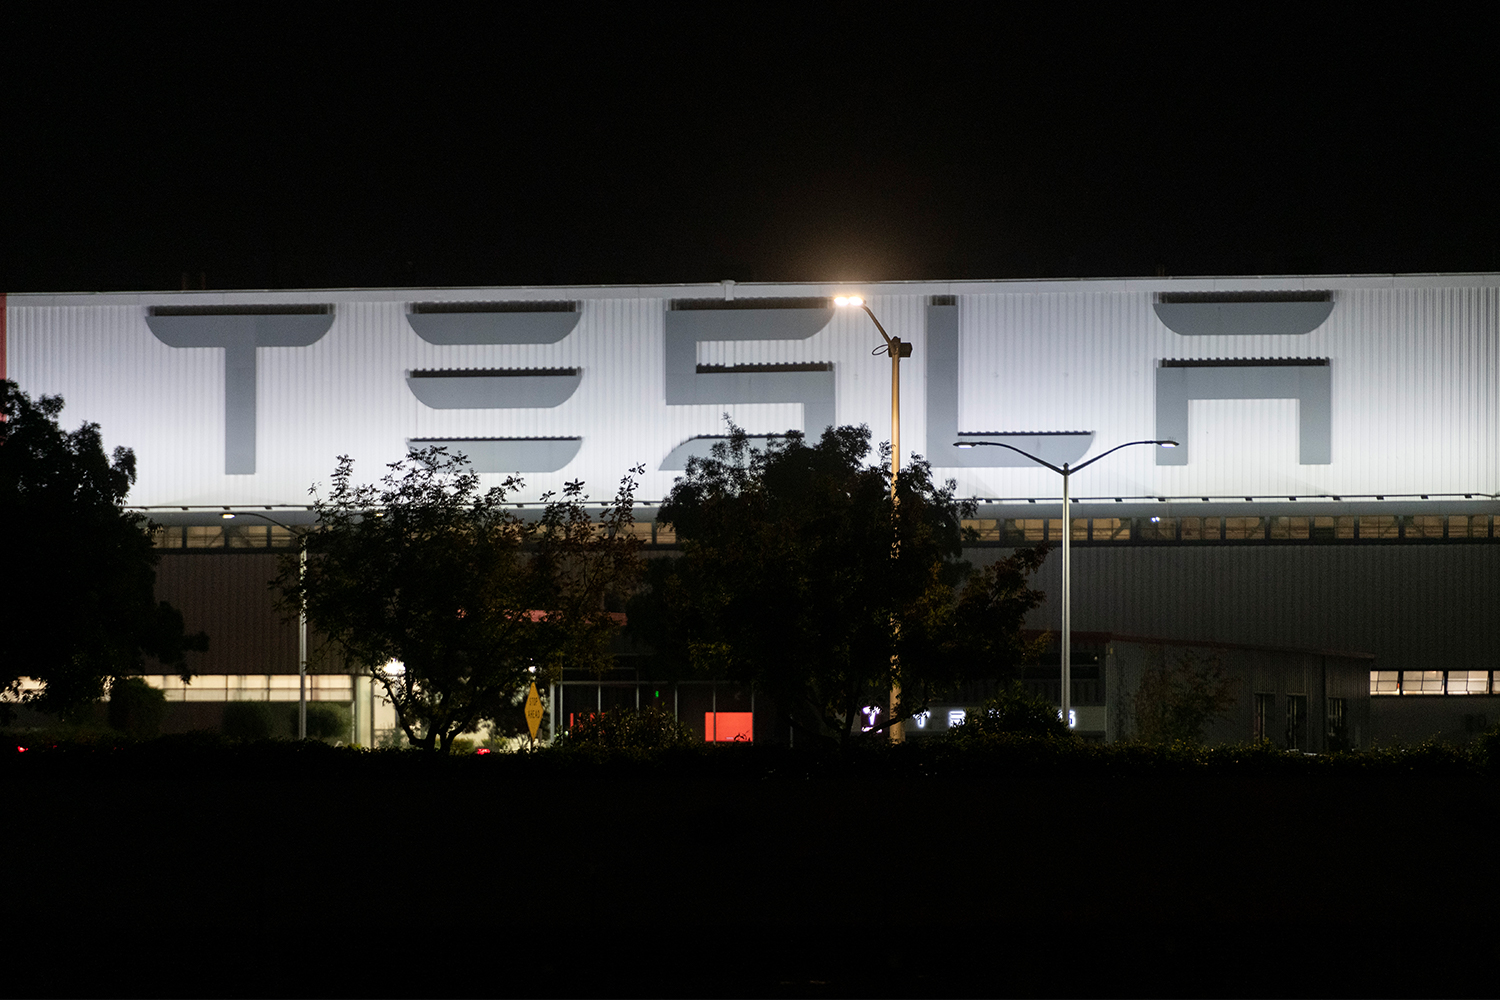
[
  {"x1": 949, "y1": 682, "x2": 1070, "y2": 740},
  {"x1": 286, "y1": 702, "x2": 350, "y2": 741},
  {"x1": 107, "y1": 678, "x2": 167, "y2": 738},
  {"x1": 222, "y1": 701, "x2": 274, "y2": 740},
  {"x1": 558, "y1": 705, "x2": 697, "y2": 751}
]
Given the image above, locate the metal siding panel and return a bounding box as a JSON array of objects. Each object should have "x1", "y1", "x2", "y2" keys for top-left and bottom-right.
[
  {"x1": 153, "y1": 554, "x2": 297, "y2": 675},
  {"x1": 6, "y1": 276, "x2": 1497, "y2": 506}
]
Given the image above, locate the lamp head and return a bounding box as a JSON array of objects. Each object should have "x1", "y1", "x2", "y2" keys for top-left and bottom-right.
[
  {"x1": 1158, "y1": 440, "x2": 1179, "y2": 448},
  {"x1": 834, "y1": 295, "x2": 864, "y2": 307}
]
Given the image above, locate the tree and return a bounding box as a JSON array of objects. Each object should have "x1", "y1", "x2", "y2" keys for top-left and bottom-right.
[
  {"x1": 1130, "y1": 647, "x2": 1238, "y2": 744},
  {"x1": 1, "y1": 381, "x2": 206, "y2": 723},
  {"x1": 628, "y1": 423, "x2": 1050, "y2": 746},
  {"x1": 275, "y1": 447, "x2": 642, "y2": 753}
]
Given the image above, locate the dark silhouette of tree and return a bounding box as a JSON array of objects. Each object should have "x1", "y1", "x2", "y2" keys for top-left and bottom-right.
[
  {"x1": 1131, "y1": 648, "x2": 1238, "y2": 744},
  {"x1": 276, "y1": 447, "x2": 642, "y2": 752},
  {"x1": 628, "y1": 423, "x2": 1050, "y2": 745},
  {"x1": 1, "y1": 381, "x2": 206, "y2": 723}
]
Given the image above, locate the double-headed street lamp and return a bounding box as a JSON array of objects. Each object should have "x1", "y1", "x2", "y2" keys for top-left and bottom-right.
[
  {"x1": 836, "y1": 295, "x2": 911, "y2": 741},
  {"x1": 953, "y1": 439, "x2": 1177, "y2": 729}
]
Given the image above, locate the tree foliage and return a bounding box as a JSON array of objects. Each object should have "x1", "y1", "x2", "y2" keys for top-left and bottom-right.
[
  {"x1": 1131, "y1": 648, "x2": 1239, "y2": 745},
  {"x1": 950, "y1": 681, "x2": 1071, "y2": 740},
  {"x1": 276, "y1": 447, "x2": 642, "y2": 752},
  {"x1": 0, "y1": 381, "x2": 206, "y2": 723},
  {"x1": 628, "y1": 423, "x2": 1050, "y2": 745}
]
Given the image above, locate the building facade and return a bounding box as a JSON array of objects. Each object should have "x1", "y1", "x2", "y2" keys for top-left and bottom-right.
[{"x1": 5, "y1": 274, "x2": 1496, "y2": 744}]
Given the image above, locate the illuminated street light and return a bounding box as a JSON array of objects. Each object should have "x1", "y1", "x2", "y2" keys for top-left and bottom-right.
[
  {"x1": 953, "y1": 439, "x2": 1178, "y2": 729},
  {"x1": 837, "y1": 294, "x2": 912, "y2": 742}
]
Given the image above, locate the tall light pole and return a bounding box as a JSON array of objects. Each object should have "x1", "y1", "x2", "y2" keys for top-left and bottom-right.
[
  {"x1": 836, "y1": 295, "x2": 911, "y2": 741},
  {"x1": 222, "y1": 511, "x2": 308, "y2": 739},
  {"x1": 953, "y1": 439, "x2": 1177, "y2": 729}
]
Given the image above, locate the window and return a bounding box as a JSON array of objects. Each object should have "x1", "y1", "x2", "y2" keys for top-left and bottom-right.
[
  {"x1": 961, "y1": 519, "x2": 1001, "y2": 541},
  {"x1": 1253, "y1": 693, "x2": 1275, "y2": 742},
  {"x1": 1326, "y1": 698, "x2": 1347, "y2": 750},
  {"x1": 1360, "y1": 515, "x2": 1399, "y2": 539},
  {"x1": 1224, "y1": 516, "x2": 1263, "y2": 540},
  {"x1": 185, "y1": 526, "x2": 225, "y2": 548},
  {"x1": 1269, "y1": 516, "x2": 1311, "y2": 540},
  {"x1": 1180, "y1": 516, "x2": 1219, "y2": 541},
  {"x1": 1043, "y1": 518, "x2": 1086, "y2": 541},
  {"x1": 1406, "y1": 515, "x2": 1444, "y2": 540},
  {"x1": 1092, "y1": 517, "x2": 1130, "y2": 541},
  {"x1": 1007, "y1": 518, "x2": 1046, "y2": 542},
  {"x1": 1140, "y1": 517, "x2": 1177, "y2": 541},
  {"x1": 1285, "y1": 694, "x2": 1308, "y2": 751},
  {"x1": 1446, "y1": 671, "x2": 1491, "y2": 695},
  {"x1": 1370, "y1": 671, "x2": 1400, "y2": 695},
  {"x1": 1450, "y1": 515, "x2": 1490, "y2": 539},
  {"x1": 1403, "y1": 670, "x2": 1445, "y2": 694}
]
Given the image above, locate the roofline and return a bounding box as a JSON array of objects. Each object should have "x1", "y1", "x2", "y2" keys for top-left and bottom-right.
[
  {"x1": 8, "y1": 271, "x2": 1500, "y2": 306},
  {"x1": 1024, "y1": 629, "x2": 1377, "y2": 662}
]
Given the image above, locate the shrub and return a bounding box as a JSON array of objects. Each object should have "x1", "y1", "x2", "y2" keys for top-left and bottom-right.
[
  {"x1": 558, "y1": 705, "x2": 697, "y2": 751},
  {"x1": 222, "y1": 701, "x2": 274, "y2": 740},
  {"x1": 107, "y1": 677, "x2": 167, "y2": 738},
  {"x1": 949, "y1": 682, "x2": 1070, "y2": 740},
  {"x1": 286, "y1": 702, "x2": 350, "y2": 741}
]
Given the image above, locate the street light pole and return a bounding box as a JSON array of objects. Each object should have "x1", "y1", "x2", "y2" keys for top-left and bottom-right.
[
  {"x1": 836, "y1": 295, "x2": 912, "y2": 741},
  {"x1": 953, "y1": 439, "x2": 1177, "y2": 729}
]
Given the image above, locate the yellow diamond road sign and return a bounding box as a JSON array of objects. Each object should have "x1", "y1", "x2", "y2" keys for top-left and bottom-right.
[{"x1": 524, "y1": 682, "x2": 544, "y2": 740}]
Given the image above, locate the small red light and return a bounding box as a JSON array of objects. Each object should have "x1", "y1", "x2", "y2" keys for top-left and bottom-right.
[
  {"x1": 17, "y1": 746, "x2": 27, "y2": 752},
  {"x1": 474, "y1": 748, "x2": 491, "y2": 755}
]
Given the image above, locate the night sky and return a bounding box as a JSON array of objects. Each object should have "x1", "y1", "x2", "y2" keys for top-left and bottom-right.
[{"x1": 5, "y1": 7, "x2": 1496, "y2": 294}]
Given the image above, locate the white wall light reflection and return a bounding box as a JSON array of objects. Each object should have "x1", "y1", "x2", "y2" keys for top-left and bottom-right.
[{"x1": 947, "y1": 709, "x2": 966, "y2": 727}]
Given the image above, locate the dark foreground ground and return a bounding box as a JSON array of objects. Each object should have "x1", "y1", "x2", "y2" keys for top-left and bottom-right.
[{"x1": 4, "y1": 748, "x2": 1496, "y2": 998}]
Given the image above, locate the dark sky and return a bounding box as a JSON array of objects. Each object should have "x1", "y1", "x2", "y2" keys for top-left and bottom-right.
[{"x1": 5, "y1": 6, "x2": 1496, "y2": 293}]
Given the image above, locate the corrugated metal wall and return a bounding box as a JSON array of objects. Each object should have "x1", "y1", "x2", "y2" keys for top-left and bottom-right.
[
  {"x1": 151, "y1": 553, "x2": 298, "y2": 674},
  {"x1": 970, "y1": 541, "x2": 1500, "y2": 673},
  {"x1": 7, "y1": 275, "x2": 1497, "y2": 507}
]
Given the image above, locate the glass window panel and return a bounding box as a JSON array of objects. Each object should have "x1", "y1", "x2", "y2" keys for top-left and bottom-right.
[
  {"x1": 1269, "y1": 516, "x2": 1310, "y2": 539},
  {"x1": 1140, "y1": 517, "x2": 1176, "y2": 540},
  {"x1": 224, "y1": 525, "x2": 263, "y2": 549},
  {"x1": 1179, "y1": 517, "x2": 1205, "y2": 541},
  {"x1": 1311, "y1": 516, "x2": 1336, "y2": 541},
  {"x1": 1072, "y1": 518, "x2": 1087, "y2": 541},
  {"x1": 1224, "y1": 516, "x2": 1262, "y2": 540},
  {"x1": 1447, "y1": 670, "x2": 1489, "y2": 694},
  {"x1": 653, "y1": 522, "x2": 677, "y2": 544},
  {"x1": 1402, "y1": 670, "x2": 1444, "y2": 694},
  {"x1": 1370, "y1": 671, "x2": 1400, "y2": 694},
  {"x1": 1360, "y1": 515, "x2": 1399, "y2": 539},
  {"x1": 185, "y1": 526, "x2": 225, "y2": 548},
  {"x1": 1008, "y1": 519, "x2": 1046, "y2": 542},
  {"x1": 961, "y1": 519, "x2": 1000, "y2": 541},
  {"x1": 1336, "y1": 516, "x2": 1357, "y2": 539},
  {"x1": 268, "y1": 525, "x2": 295, "y2": 547},
  {"x1": 1406, "y1": 515, "x2": 1444, "y2": 539},
  {"x1": 1047, "y1": 519, "x2": 1062, "y2": 540},
  {"x1": 1091, "y1": 517, "x2": 1130, "y2": 541}
]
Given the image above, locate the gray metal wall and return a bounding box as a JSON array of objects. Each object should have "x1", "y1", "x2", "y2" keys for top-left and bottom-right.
[{"x1": 970, "y1": 541, "x2": 1499, "y2": 674}]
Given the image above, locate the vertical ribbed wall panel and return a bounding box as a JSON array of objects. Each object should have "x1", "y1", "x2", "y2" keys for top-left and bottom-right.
[
  {"x1": 153, "y1": 554, "x2": 297, "y2": 674},
  {"x1": 980, "y1": 541, "x2": 1499, "y2": 672},
  {"x1": 7, "y1": 276, "x2": 1498, "y2": 506}
]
